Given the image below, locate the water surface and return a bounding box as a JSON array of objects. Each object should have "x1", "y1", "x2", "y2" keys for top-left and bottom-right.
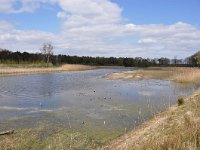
[{"x1": 0, "y1": 69, "x2": 196, "y2": 142}]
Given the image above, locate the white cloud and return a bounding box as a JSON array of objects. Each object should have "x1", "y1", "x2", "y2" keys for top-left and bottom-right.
[
  {"x1": 57, "y1": 11, "x2": 68, "y2": 19},
  {"x1": 0, "y1": 20, "x2": 55, "y2": 52},
  {"x1": 138, "y1": 38, "x2": 157, "y2": 44},
  {"x1": 0, "y1": 21, "x2": 14, "y2": 31},
  {"x1": 57, "y1": 0, "x2": 122, "y2": 30},
  {"x1": 0, "y1": 0, "x2": 200, "y2": 58},
  {"x1": 0, "y1": 0, "x2": 56, "y2": 13},
  {"x1": 0, "y1": 0, "x2": 15, "y2": 13}
]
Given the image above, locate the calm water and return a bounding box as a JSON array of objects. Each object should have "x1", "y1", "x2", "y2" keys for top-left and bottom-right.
[{"x1": 0, "y1": 69, "x2": 196, "y2": 137}]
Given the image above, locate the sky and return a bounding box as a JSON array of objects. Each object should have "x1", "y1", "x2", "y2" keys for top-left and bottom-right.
[{"x1": 0, "y1": 0, "x2": 200, "y2": 58}]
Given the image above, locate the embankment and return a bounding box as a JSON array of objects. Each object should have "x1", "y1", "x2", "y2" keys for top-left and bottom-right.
[{"x1": 102, "y1": 89, "x2": 200, "y2": 149}]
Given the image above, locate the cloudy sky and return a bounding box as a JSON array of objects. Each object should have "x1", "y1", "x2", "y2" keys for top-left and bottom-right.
[{"x1": 0, "y1": 0, "x2": 200, "y2": 58}]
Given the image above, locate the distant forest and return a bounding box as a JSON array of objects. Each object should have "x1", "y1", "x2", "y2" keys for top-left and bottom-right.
[{"x1": 0, "y1": 48, "x2": 200, "y2": 67}]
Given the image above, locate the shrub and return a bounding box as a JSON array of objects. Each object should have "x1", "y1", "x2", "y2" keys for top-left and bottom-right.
[{"x1": 177, "y1": 96, "x2": 185, "y2": 106}]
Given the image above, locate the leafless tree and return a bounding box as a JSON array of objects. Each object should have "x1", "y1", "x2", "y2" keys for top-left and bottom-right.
[{"x1": 40, "y1": 43, "x2": 54, "y2": 66}]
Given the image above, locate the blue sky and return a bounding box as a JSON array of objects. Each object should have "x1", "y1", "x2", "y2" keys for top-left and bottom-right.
[
  {"x1": 0, "y1": 3, "x2": 61, "y2": 32},
  {"x1": 114, "y1": 0, "x2": 200, "y2": 25},
  {"x1": 0, "y1": 0, "x2": 200, "y2": 58}
]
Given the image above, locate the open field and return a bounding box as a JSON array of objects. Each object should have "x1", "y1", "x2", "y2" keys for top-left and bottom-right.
[
  {"x1": 103, "y1": 89, "x2": 200, "y2": 150},
  {"x1": 107, "y1": 67, "x2": 200, "y2": 84},
  {"x1": 0, "y1": 64, "x2": 95, "y2": 76}
]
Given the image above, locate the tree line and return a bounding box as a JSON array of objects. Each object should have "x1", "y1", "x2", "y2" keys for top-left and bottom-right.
[{"x1": 0, "y1": 47, "x2": 199, "y2": 67}]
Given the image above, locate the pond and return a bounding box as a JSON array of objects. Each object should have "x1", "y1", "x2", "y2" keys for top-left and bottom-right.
[{"x1": 0, "y1": 68, "x2": 197, "y2": 147}]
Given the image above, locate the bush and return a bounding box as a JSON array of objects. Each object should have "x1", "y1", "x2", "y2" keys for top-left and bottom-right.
[{"x1": 177, "y1": 96, "x2": 185, "y2": 106}]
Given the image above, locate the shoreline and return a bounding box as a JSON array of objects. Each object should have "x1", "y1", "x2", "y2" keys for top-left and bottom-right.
[
  {"x1": 103, "y1": 67, "x2": 200, "y2": 150},
  {"x1": 102, "y1": 88, "x2": 200, "y2": 149},
  {"x1": 0, "y1": 64, "x2": 96, "y2": 76}
]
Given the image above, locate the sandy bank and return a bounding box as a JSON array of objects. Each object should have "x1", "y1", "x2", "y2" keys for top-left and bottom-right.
[{"x1": 0, "y1": 64, "x2": 95, "y2": 76}]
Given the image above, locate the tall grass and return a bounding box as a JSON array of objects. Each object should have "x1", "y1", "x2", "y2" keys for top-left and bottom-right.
[{"x1": 170, "y1": 67, "x2": 200, "y2": 84}]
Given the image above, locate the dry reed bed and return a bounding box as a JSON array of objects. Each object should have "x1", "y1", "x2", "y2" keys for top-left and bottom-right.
[
  {"x1": 107, "y1": 67, "x2": 200, "y2": 84},
  {"x1": 169, "y1": 67, "x2": 200, "y2": 83},
  {"x1": 0, "y1": 64, "x2": 95, "y2": 76},
  {"x1": 103, "y1": 89, "x2": 200, "y2": 150}
]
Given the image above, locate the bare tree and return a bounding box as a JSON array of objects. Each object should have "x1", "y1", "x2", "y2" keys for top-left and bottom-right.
[{"x1": 40, "y1": 43, "x2": 54, "y2": 66}]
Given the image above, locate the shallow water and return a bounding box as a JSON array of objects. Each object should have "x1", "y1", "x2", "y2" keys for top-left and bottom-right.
[{"x1": 0, "y1": 69, "x2": 197, "y2": 141}]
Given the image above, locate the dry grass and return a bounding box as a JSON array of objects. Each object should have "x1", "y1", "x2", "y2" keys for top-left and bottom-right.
[
  {"x1": 102, "y1": 89, "x2": 200, "y2": 150},
  {"x1": 170, "y1": 68, "x2": 200, "y2": 83},
  {"x1": 107, "y1": 67, "x2": 200, "y2": 84},
  {"x1": 0, "y1": 64, "x2": 95, "y2": 76},
  {"x1": 0, "y1": 126, "x2": 100, "y2": 150}
]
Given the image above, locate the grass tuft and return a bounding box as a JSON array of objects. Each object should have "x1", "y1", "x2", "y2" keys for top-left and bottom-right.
[{"x1": 177, "y1": 96, "x2": 185, "y2": 106}]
